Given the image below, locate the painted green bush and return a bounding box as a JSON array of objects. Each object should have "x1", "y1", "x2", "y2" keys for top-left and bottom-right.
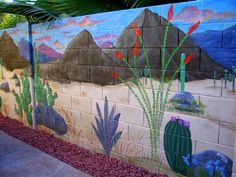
[
  {"x1": 164, "y1": 116, "x2": 192, "y2": 175},
  {"x1": 13, "y1": 69, "x2": 32, "y2": 127}
]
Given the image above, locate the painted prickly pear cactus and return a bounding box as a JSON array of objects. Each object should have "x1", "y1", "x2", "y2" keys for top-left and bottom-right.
[
  {"x1": 164, "y1": 116, "x2": 192, "y2": 175},
  {"x1": 46, "y1": 83, "x2": 57, "y2": 106},
  {"x1": 13, "y1": 69, "x2": 33, "y2": 126}
]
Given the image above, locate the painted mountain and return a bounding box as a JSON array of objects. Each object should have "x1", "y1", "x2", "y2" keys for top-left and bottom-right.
[
  {"x1": 18, "y1": 38, "x2": 61, "y2": 63},
  {"x1": 0, "y1": 31, "x2": 29, "y2": 71},
  {"x1": 38, "y1": 43, "x2": 61, "y2": 62},
  {"x1": 190, "y1": 24, "x2": 236, "y2": 69},
  {"x1": 38, "y1": 8, "x2": 225, "y2": 85}
]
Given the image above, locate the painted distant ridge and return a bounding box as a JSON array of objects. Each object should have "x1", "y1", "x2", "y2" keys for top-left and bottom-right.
[
  {"x1": 37, "y1": 8, "x2": 225, "y2": 85},
  {"x1": 190, "y1": 24, "x2": 236, "y2": 69},
  {"x1": 18, "y1": 38, "x2": 61, "y2": 63}
]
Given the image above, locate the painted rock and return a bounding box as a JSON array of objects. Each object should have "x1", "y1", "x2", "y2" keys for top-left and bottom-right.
[
  {"x1": 183, "y1": 150, "x2": 233, "y2": 177},
  {"x1": 12, "y1": 73, "x2": 18, "y2": 80},
  {"x1": 0, "y1": 81, "x2": 10, "y2": 92},
  {"x1": 170, "y1": 91, "x2": 199, "y2": 113},
  {"x1": 15, "y1": 79, "x2": 20, "y2": 87},
  {"x1": 36, "y1": 104, "x2": 68, "y2": 135}
]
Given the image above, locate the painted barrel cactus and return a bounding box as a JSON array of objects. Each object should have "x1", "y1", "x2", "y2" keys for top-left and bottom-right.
[{"x1": 164, "y1": 116, "x2": 192, "y2": 175}]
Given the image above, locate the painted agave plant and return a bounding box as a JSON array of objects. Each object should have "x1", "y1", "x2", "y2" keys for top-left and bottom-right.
[{"x1": 92, "y1": 96, "x2": 122, "y2": 156}]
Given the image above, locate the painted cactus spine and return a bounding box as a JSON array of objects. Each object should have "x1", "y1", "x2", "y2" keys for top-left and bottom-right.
[{"x1": 164, "y1": 116, "x2": 192, "y2": 175}]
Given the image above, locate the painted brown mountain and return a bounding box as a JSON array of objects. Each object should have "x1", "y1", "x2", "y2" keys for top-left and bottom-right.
[
  {"x1": 38, "y1": 9, "x2": 225, "y2": 84},
  {"x1": 114, "y1": 9, "x2": 224, "y2": 81},
  {"x1": 0, "y1": 31, "x2": 29, "y2": 71},
  {"x1": 38, "y1": 29, "x2": 117, "y2": 84}
]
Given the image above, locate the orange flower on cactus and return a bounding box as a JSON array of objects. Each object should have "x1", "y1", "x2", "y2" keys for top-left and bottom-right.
[
  {"x1": 168, "y1": 4, "x2": 174, "y2": 21},
  {"x1": 184, "y1": 53, "x2": 194, "y2": 64},
  {"x1": 187, "y1": 20, "x2": 200, "y2": 35},
  {"x1": 112, "y1": 72, "x2": 119, "y2": 80},
  {"x1": 115, "y1": 51, "x2": 123, "y2": 61},
  {"x1": 132, "y1": 23, "x2": 141, "y2": 37},
  {"x1": 133, "y1": 39, "x2": 139, "y2": 57}
]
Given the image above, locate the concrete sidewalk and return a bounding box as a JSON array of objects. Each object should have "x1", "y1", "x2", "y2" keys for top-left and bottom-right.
[{"x1": 0, "y1": 131, "x2": 92, "y2": 177}]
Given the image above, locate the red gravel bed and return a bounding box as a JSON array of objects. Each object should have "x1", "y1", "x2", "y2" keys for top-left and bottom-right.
[{"x1": 0, "y1": 115, "x2": 168, "y2": 177}]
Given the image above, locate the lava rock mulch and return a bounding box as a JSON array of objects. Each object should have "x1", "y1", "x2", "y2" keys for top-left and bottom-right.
[{"x1": 0, "y1": 115, "x2": 168, "y2": 177}]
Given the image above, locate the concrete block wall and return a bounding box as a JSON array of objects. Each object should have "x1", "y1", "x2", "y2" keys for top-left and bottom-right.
[
  {"x1": 0, "y1": 0, "x2": 235, "y2": 175},
  {"x1": 40, "y1": 81, "x2": 236, "y2": 176},
  {"x1": 3, "y1": 77, "x2": 235, "y2": 164}
]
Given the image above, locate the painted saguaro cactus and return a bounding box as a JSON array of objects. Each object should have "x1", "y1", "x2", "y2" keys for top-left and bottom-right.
[{"x1": 164, "y1": 116, "x2": 192, "y2": 175}]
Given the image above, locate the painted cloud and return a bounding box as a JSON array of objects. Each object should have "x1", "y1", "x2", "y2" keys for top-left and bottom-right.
[
  {"x1": 78, "y1": 16, "x2": 105, "y2": 27},
  {"x1": 174, "y1": 6, "x2": 236, "y2": 23}
]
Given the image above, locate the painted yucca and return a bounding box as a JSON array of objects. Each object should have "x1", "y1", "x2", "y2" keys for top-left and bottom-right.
[
  {"x1": 164, "y1": 116, "x2": 192, "y2": 175},
  {"x1": 91, "y1": 96, "x2": 122, "y2": 156}
]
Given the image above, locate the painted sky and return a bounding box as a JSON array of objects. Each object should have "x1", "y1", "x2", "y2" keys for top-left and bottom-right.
[{"x1": 0, "y1": 0, "x2": 235, "y2": 54}]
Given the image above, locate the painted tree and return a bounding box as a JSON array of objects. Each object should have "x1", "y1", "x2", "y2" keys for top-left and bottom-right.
[{"x1": 113, "y1": 4, "x2": 200, "y2": 159}]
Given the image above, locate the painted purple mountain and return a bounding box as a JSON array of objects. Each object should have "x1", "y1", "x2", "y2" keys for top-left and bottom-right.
[
  {"x1": 98, "y1": 41, "x2": 113, "y2": 48},
  {"x1": 38, "y1": 43, "x2": 61, "y2": 62},
  {"x1": 190, "y1": 24, "x2": 236, "y2": 69},
  {"x1": 18, "y1": 38, "x2": 61, "y2": 63}
]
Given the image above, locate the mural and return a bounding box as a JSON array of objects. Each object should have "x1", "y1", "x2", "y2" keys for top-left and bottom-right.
[{"x1": 0, "y1": 0, "x2": 235, "y2": 176}]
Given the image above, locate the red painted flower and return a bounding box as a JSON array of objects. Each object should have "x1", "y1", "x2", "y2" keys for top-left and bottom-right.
[
  {"x1": 115, "y1": 51, "x2": 123, "y2": 60},
  {"x1": 168, "y1": 4, "x2": 174, "y2": 21},
  {"x1": 133, "y1": 39, "x2": 139, "y2": 57},
  {"x1": 184, "y1": 53, "x2": 194, "y2": 64},
  {"x1": 132, "y1": 23, "x2": 141, "y2": 37},
  {"x1": 187, "y1": 20, "x2": 200, "y2": 35},
  {"x1": 112, "y1": 72, "x2": 119, "y2": 80}
]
